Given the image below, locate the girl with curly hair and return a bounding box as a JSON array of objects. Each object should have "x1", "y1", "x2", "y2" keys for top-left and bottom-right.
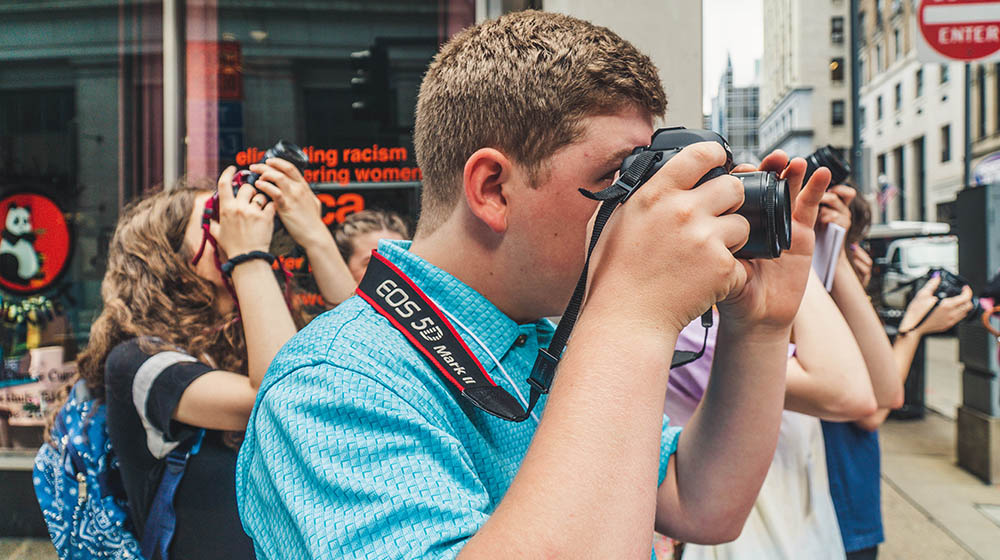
[{"x1": 76, "y1": 161, "x2": 353, "y2": 559}]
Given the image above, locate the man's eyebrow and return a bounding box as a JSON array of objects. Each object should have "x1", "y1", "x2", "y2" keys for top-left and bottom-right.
[{"x1": 596, "y1": 148, "x2": 638, "y2": 173}]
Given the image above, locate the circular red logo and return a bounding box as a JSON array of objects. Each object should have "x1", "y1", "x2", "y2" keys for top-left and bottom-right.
[
  {"x1": 920, "y1": 0, "x2": 1000, "y2": 62},
  {"x1": 0, "y1": 192, "x2": 73, "y2": 295}
]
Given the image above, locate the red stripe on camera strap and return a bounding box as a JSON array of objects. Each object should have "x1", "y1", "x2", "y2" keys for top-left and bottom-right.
[{"x1": 356, "y1": 252, "x2": 532, "y2": 421}]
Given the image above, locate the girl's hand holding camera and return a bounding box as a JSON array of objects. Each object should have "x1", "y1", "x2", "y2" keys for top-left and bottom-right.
[
  {"x1": 248, "y1": 158, "x2": 329, "y2": 249},
  {"x1": 817, "y1": 184, "x2": 856, "y2": 233},
  {"x1": 248, "y1": 157, "x2": 359, "y2": 305},
  {"x1": 216, "y1": 166, "x2": 277, "y2": 257}
]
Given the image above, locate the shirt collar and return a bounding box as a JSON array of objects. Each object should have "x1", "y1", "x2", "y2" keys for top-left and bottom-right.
[{"x1": 377, "y1": 239, "x2": 537, "y2": 371}]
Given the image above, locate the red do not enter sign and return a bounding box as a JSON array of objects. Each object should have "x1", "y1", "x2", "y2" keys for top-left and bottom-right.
[{"x1": 919, "y1": 0, "x2": 1000, "y2": 61}]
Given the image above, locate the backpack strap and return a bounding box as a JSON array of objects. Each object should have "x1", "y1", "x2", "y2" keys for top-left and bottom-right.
[{"x1": 140, "y1": 429, "x2": 204, "y2": 560}]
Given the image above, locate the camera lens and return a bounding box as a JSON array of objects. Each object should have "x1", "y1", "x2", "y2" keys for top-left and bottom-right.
[
  {"x1": 242, "y1": 140, "x2": 310, "y2": 190},
  {"x1": 732, "y1": 171, "x2": 792, "y2": 259},
  {"x1": 264, "y1": 140, "x2": 310, "y2": 171},
  {"x1": 803, "y1": 145, "x2": 851, "y2": 187}
]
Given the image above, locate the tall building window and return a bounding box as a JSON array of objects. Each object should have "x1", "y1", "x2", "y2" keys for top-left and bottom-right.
[
  {"x1": 941, "y1": 124, "x2": 951, "y2": 162},
  {"x1": 859, "y1": 57, "x2": 866, "y2": 85},
  {"x1": 877, "y1": 95, "x2": 884, "y2": 119},
  {"x1": 831, "y1": 16, "x2": 844, "y2": 44},
  {"x1": 895, "y1": 82, "x2": 902, "y2": 111},
  {"x1": 940, "y1": 63, "x2": 949, "y2": 83},
  {"x1": 915, "y1": 67, "x2": 923, "y2": 97},
  {"x1": 877, "y1": 44, "x2": 883, "y2": 72},
  {"x1": 831, "y1": 100, "x2": 846, "y2": 126},
  {"x1": 860, "y1": 105, "x2": 867, "y2": 129},
  {"x1": 876, "y1": 0, "x2": 884, "y2": 28},
  {"x1": 831, "y1": 57, "x2": 845, "y2": 82},
  {"x1": 894, "y1": 28, "x2": 901, "y2": 60}
]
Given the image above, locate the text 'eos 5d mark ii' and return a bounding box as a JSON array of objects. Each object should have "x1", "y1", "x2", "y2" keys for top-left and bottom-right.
[{"x1": 620, "y1": 127, "x2": 791, "y2": 259}]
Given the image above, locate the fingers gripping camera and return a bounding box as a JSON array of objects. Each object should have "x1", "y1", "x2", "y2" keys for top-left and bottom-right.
[
  {"x1": 231, "y1": 140, "x2": 310, "y2": 197},
  {"x1": 620, "y1": 127, "x2": 792, "y2": 259}
]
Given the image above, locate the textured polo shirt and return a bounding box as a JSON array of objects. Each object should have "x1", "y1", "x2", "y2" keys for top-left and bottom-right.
[{"x1": 236, "y1": 240, "x2": 682, "y2": 559}]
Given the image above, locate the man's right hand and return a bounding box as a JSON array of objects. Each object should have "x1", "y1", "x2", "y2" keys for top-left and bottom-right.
[{"x1": 585, "y1": 141, "x2": 749, "y2": 334}]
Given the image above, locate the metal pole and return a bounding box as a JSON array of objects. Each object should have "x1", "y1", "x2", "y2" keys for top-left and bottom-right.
[
  {"x1": 964, "y1": 62, "x2": 972, "y2": 189},
  {"x1": 163, "y1": 0, "x2": 184, "y2": 190},
  {"x1": 850, "y1": 0, "x2": 862, "y2": 186}
]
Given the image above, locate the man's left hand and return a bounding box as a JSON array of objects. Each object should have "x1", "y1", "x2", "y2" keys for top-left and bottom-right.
[{"x1": 718, "y1": 152, "x2": 830, "y2": 331}]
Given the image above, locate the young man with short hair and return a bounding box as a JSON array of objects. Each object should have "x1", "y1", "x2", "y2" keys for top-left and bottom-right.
[{"x1": 236, "y1": 11, "x2": 830, "y2": 559}]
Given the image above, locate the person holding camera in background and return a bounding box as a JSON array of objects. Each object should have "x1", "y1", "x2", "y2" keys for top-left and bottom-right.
[
  {"x1": 333, "y1": 208, "x2": 411, "y2": 285},
  {"x1": 662, "y1": 180, "x2": 899, "y2": 559},
  {"x1": 823, "y1": 194, "x2": 974, "y2": 560},
  {"x1": 235, "y1": 11, "x2": 832, "y2": 559},
  {"x1": 57, "y1": 156, "x2": 351, "y2": 559}
]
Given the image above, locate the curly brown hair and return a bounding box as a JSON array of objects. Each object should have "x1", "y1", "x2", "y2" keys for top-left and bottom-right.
[{"x1": 76, "y1": 186, "x2": 246, "y2": 401}]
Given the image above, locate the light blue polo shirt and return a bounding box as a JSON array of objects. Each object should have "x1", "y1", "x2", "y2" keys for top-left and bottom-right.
[{"x1": 236, "y1": 240, "x2": 682, "y2": 559}]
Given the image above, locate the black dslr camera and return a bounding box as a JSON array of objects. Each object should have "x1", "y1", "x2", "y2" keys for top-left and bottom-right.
[
  {"x1": 231, "y1": 139, "x2": 310, "y2": 196},
  {"x1": 803, "y1": 145, "x2": 851, "y2": 187},
  {"x1": 206, "y1": 140, "x2": 311, "y2": 223},
  {"x1": 913, "y1": 268, "x2": 984, "y2": 323},
  {"x1": 620, "y1": 127, "x2": 791, "y2": 259}
]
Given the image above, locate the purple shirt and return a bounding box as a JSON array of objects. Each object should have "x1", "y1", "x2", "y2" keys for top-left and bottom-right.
[{"x1": 665, "y1": 311, "x2": 795, "y2": 427}]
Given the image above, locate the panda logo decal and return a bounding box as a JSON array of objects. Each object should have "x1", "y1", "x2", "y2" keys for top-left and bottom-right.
[{"x1": 0, "y1": 193, "x2": 72, "y2": 295}]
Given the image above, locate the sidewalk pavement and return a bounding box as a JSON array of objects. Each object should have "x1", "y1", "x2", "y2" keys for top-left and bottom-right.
[
  {"x1": 877, "y1": 335, "x2": 1000, "y2": 560},
  {"x1": 879, "y1": 411, "x2": 1000, "y2": 560},
  {"x1": 0, "y1": 538, "x2": 55, "y2": 560}
]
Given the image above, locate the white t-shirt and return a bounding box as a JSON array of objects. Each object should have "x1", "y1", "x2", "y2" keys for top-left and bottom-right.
[{"x1": 680, "y1": 411, "x2": 846, "y2": 560}]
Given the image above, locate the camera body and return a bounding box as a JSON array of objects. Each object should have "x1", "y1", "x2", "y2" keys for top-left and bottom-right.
[
  {"x1": 207, "y1": 140, "x2": 311, "y2": 223},
  {"x1": 620, "y1": 127, "x2": 791, "y2": 259},
  {"x1": 231, "y1": 139, "x2": 310, "y2": 195},
  {"x1": 915, "y1": 267, "x2": 983, "y2": 323},
  {"x1": 803, "y1": 145, "x2": 850, "y2": 188}
]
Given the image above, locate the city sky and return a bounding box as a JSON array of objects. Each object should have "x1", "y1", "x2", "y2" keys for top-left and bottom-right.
[{"x1": 703, "y1": 0, "x2": 765, "y2": 114}]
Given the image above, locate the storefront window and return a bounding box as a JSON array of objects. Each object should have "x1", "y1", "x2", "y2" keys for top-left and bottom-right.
[{"x1": 1, "y1": 0, "x2": 475, "y2": 450}]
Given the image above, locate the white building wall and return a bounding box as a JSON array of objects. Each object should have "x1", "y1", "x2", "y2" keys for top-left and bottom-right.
[
  {"x1": 858, "y1": 1, "x2": 965, "y2": 221},
  {"x1": 543, "y1": 0, "x2": 703, "y2": 129},
  {"x1": 760, "y1": 0, "x2": 851, "y2": 158},
  {"x1": 860, "y1": 59, "x2": 965, "y2": 220}
]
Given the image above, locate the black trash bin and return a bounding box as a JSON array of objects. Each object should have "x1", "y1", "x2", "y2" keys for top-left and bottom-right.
[{"x1": 889, "y1": 328, "x2": 927, "y2": 420}]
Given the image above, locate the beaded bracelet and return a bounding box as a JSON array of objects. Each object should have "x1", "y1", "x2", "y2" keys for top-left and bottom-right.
[{"x1": 221, "y1": 251, "x2": 276, "y2": 277}]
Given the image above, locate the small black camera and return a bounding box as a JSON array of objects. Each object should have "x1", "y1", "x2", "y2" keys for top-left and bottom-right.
[
  {"x1": 231, "y1": 139, "x2": 310, "y2": 196},
  {"x1": 619, "y1": 127, "x2": 791, "y2": 259},
  {"x1": 803, "y1": 145, "x2": 851, "y2": 188},
  {"x1": 206, "y1": 140, "x2": 311, "y2": 223},
  {"x1": 914, "y1": 268, "x2": 983, "y2": 323}
]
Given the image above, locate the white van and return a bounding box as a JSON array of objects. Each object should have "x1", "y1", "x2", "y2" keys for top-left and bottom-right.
[{"x1": 870, "y1": 223, "x2": 958, "y2": 309}]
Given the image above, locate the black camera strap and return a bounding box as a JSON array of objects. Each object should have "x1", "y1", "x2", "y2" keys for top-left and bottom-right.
[
  {"x1": 357, "y1": 151, "x2": 711, "y2": 422},
  {"x1": 528, "y1": 151, "x2": 714, "y2": 400}
]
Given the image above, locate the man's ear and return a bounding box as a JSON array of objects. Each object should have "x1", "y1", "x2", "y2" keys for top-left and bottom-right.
[{"x1": 463, "y1": 147, "x2": 512, "y2": 233}]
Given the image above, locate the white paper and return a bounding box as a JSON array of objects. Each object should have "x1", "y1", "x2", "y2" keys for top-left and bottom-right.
[{"x1": 811, "y1": 223, "x2": 846, "y2": 292}]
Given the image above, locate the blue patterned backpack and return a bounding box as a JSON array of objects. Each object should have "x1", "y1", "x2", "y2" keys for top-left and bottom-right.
[
  {"x1": 33, "y1": 380, "x2": 144, "y2": 559},
  {"x1": 33, "y1": 380, "x2": 200, "y2": 560}
]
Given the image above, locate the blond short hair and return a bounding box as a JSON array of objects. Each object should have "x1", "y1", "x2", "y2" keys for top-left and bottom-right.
[{"x1": 413, "y1": 10, "x2": 667, "y2": 234}]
